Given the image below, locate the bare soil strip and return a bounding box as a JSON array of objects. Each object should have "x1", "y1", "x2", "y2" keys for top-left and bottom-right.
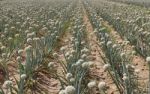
[{"x1": 48, "y1": 27, "x2": 73, "y2": 94}]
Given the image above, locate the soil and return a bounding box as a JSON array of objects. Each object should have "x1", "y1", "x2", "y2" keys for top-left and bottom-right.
[{"x1": 1, "y1": 1, "x2": 149, "y2": 94}]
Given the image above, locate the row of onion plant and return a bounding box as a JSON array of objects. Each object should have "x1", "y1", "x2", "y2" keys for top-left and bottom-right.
[{"x1": 83, "y1": 1, "x2": 145, "y2": 93}]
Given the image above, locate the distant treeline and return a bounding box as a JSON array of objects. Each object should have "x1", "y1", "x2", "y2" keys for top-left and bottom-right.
[{"x1": 108, "y1": 0, "x2": 150, "y2": 8}]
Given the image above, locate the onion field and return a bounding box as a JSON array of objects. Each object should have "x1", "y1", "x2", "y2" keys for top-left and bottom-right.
[{"x1": 0, "y1": 0, "x2": 150, "y2": 94}]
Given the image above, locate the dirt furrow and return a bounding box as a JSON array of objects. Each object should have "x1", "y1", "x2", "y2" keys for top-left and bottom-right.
[{"x1": 49, "y1": 27, "x2": 73, "y2": 94}]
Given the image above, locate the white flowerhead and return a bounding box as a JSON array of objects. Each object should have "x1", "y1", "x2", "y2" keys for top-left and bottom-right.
[
  {"x1": 1, "y1": 46, "x2": 6, "y2": 50},
  {"x1": 106, "y1": 41, "x2": 112, "y2": 47},
  {"x1": 3, "y1": 80, "x2": 13, "y2": 89},
  {"x1": 33, "y1": 37, "x2": 40, "y2": 42},
  {"x1": 122, "y1": 74, "x2": 128, "y2": 81},
  {"x1": 81, "y1": 47, "x2": 89, "y2": 54},
  {"x1": 41, "y1": 37, "x2": 45, "y2": 42},
  {"x1": 112, "y1": 44, "x2": 117, "y2": 49},
  {"x1": 15, "y1": 34, "x2": 20, "y2": 38},
  {"x1": 94, "y1": 29, "x2": 98, "y2": 33},
  {"x1": 103, "y1": 64, "x2": 110, "y2": 71},
  {"x1": 120, "y1": 52, "x2": 126, "y2": 58},
  {"x1": 75, "y1": 41, "x2": 79, "y2": 45},
  {"x1": 71, "y1": 64, "x2": 76, "y2": 68},
  {"x1": 105, "y1": 33, "x2": 109, "y2": 38},
  {"x1": 25, "y1": 30, "x2": 30, "y2": 34},
  {"x1": 82, "y1": 62, "x2": 89, "y2": 68},
  {"x1": 70, "y1": 78, "x2": 75, "y2": 83},
  {"x1": 29, "y1": 27, "x2": 33, "y2": 31},
  {"x1": 65, "y1": 85, "x2": 76, "y2": 94},
  {"x1": 81, "y1": 54, "x2": 87, "y2": 59},
  {"x1": 65, "y1": 52, "x2": 70, "y2": 57},
  {"x1": 21, "y1": 74, "x2": 27, "y2": 80},
  {"x1": 134, "y1": 69, "x2": 140, "y2": 74},
  {"x1": 5, "y1": 24, "x2": 9, "y2": 27},
  {"x1": 18, "y1": 49, "x2": 24, "y2": 56},
  {"x1": 126, "y1": 64, "x2": 135, "y2": 70},
  {"x1": 60, "y1": 46, "x2": 66, "y2": 52},
  {"x1": 87, "y1": 81, "x2": 96, "y2": 89},
  {"x1": 42, "y1": 27, "x2": 48, "y2": 32},
  {"x1": 66, "y1": 73, "x2": 73, "y2": 80},
  {"x1": 88, "y1": 61, "x2": 94, "y2": 67},
  {"x1": 8, "y1": 37, "x2": 13, "y2": 41},
  {"x1": 51, "y1": 33, "x2": 55, "y2": 37},
  {"x1": 131, "y1": 51, "x2": 136, "y2": 55},
  {"x1": 131, "y1": 45, "x2": 135, "y2": 49},
  {"x1": 56, "y1": 36, "x2": 59, "y2": 39},
  {"x1": 146, "y1": 57, "x2": 150, "y2": 63},
  {"x1": 11, "y1": 26, "x2": 15, "y2": 31},
  {"x1": 16, "y1": 56, "x2": 22, "y2": 62},
  {"x1": 27, "y1": 38, "x2": 32, "y2": 44},
  {"x1": 27, "y1": 33, "x2": 32, "y2": 38},
  {"x1": 124, "y1": 40, "x2": 130, "y2": 45},
  {"x1": 82, "y1": 61, "x2": 93, "y2": 68},
  {"x1": 31, "y1": 32, "x2": 35, "y2": 37},
  {"x1": 2, "y1": 53, "x2": 7, "y2": 58},
  {"x1": 59, "y1": 90, "x2": 66, "y2": 94},
  {"x1": 76, "y1": 59, "x2": 84, "y2": 66},
  {"x1": 71, "y1": 37, "x2": 75, "y2": 42},
  {"x1": 68, "y1": 54, "x2": 73, "y2": 60},
  {"x1": 55, "y1": 31, "x2": 58, "y2": 33},
  {"x1": 53, "y1": 52, "x2": 58, "y2": 58},
  {"x1": 98, "y1": 81, "x2": 106, "y2": 90},
  {"x1": 100, "y1": 41, "x2": 105, "y2": 45},
  {"x1": 1, "y1": 34, "x2": 5, "y2": 38},
  {"x1": 16, "y1": 22, "x2": 20, "y2": 25},
  {"x1": 71, "y1": 50, "x2": 76, "y2": 55},
  {"x1": 81, "y1": 41, "x2": 85, "y2": 45},
  {"x1": 101, "y1": 37, "x2": 105, "y2": 41},
  {"x1": 48, "y1": 62, "x2": 55, "y2": 68},
  {"x1": 47, "y1": 31, "x2": 51, "y2": 34}
]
